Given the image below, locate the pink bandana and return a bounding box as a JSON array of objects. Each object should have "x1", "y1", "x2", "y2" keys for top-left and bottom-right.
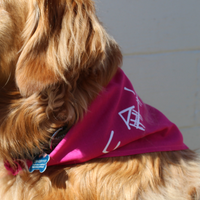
[{"x1": 5, "y1": 69, "x2": 188, "y2": 174}]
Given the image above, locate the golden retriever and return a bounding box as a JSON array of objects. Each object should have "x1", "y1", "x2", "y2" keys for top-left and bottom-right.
[{"x1": 0, "y1": 0, "x2": 200, "y2": 199}]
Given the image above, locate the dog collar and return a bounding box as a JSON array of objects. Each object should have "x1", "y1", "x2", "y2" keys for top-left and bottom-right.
[{"x1": 5, "y1": 69, "x2": 188, "y2": 175}]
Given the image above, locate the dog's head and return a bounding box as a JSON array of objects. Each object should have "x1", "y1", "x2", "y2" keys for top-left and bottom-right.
[{"x1": 0, "y1": 0, "x2": 122, "y2": 166}]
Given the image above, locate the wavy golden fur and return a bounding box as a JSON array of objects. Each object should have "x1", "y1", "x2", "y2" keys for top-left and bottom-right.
[{"x1": 0, "y1": 0, "x2": 200, "y2": 199}]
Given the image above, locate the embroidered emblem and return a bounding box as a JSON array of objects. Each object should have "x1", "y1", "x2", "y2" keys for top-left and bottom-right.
[{"x1": 118, "y1": 87, "x2": 145, "y2": 131}]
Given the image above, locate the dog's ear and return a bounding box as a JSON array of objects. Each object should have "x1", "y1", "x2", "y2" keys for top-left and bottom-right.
[
  {"x1": 16, "y1": 0, "x2": 66, "y2": 96},
  {"x1": 16, "y1": 0, "x2": 120, "y2": 97}
]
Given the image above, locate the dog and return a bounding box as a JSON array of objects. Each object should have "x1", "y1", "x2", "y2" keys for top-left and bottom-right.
[{"x1": 0, "y1": 0, "x2": 200, "y2": 199}]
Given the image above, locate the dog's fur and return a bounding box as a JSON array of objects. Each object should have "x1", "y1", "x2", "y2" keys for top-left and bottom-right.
[{"x1": 0, "y1": 0, "x2": 200, "y2": 199}]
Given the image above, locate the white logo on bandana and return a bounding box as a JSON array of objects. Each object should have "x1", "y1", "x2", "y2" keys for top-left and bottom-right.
[
  {"x1": 102, "y1": 131, "x2": 121, "y2": 154},
  {"x1": 102, "y1": 87, "x2": 145, "y2": 154},
  {"x1": 118, "y1": 87, "x2": 145, "y2": 131}
]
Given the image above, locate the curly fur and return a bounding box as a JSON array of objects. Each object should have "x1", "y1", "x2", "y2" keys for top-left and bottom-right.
[{"x1": 0, "y1": 0, "x2": 200, "y2": 199}]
